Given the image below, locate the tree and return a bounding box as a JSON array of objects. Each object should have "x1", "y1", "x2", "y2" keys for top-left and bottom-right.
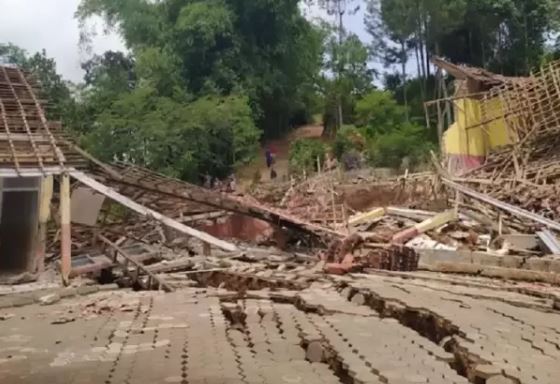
[
  {"x1": 321, "y1": 32, "x2": 376, "y2": 135},
  {"x1": 369, "y1": 0, "x2": 560, "y2": 79},
  {"x1": 317, "y1": 0, "x2": 361, "y2": 129},
  {"x1": 77, "y1": 0, "x2": 324, "y2": 139},
  {"x1": 75, "y1": 0, "x2": 325, "y2": 180},
  {"x1": 366, "y1": 0, "x2": 417, "y2": 119}
]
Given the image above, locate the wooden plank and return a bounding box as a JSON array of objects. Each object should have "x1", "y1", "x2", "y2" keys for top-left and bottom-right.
[
  {"x1": 60, "y1": 173, "x2": 71, "y2": 285},
  {"x1": 443, "y1": 178, "x2": 560, "y2": 232},
  {"x1": 98, "y1": 235, "x2": 174, "y2": 292},
  {"x1": 70, "y1": 170, "x2": 238, "y2": 252},
  {"x1": 35, "y1": 175, "x2": 53, "y2": 273}
]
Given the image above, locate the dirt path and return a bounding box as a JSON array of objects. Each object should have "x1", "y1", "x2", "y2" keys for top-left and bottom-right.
[{"x1": 238, "y1": 124, "x2": 324, "y2": 186}]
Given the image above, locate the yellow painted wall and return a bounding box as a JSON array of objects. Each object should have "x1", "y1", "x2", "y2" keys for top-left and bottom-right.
[{"x1": 443, "y1": 97, "x2": 513, "y2": 157}]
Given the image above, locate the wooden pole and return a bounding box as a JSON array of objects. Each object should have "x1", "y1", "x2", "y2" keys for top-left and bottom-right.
[
  {"x1": 70, "y1": 170, "x2": 238, "y2": 252},
  {"x1": 36, "y1": 175, "x2": 53, "y2": 273},
  {"x1": 60, "y1": 173, "x2": 71, "y2": 285}
]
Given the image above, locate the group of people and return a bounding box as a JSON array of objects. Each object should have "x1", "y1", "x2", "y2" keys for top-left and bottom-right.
[
  {"x1": 201, "y1": 146, "x2": 278, "y2": 192},
  {"x1": 203, "y1": 173, "x2": 237, "y2": 193}
]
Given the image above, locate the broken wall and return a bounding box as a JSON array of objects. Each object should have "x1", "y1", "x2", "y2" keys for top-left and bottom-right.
[{"x1": 443, "y1": 97, "x2": 513, "y2": 174}]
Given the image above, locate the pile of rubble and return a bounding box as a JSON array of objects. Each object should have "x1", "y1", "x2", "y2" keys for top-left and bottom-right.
[{"x1": 2, "y1": 63, "x2": 560, "y2": 308}]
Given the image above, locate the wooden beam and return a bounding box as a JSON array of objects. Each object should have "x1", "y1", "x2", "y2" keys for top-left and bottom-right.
[
  {"x1": 443, "y1": 178, "x2": 560, "y2": 232},
  {"x1": 392, "y1": 210, "x2": 458, "y2": 244},
  {"x1": 98, "y1": 235, "x2": 173, "y2": 292},
  {"x1": 60, "y1": 173, "x2": 71, "y2": 285},
  {"x1": 35, "y1": 175, "x2": 53, "y2": 273},
  {"x1": 70, "y1": 170, "x2": 238, "y2": 252}
]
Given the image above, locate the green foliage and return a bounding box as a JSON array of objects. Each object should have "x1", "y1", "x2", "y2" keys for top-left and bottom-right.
[
  {"x1": 83, "y1": 89, "x2": 260, "y2": 182},
  {"x1": 78, "y1": 0, "x2": 323, "y2": 138},
  {"x1": 321, "y1": 31, "x2": 376, "y2": 135},
  {"x1": 289, "y1": 139, "x2": 327, "y2": 173},
  {"x1": 175, "y1": 1, "x2": 234, "y2": 47},
  {"x1": 367, "y1": 123, "x2": 434, "y2": 168},
  {"x1": 75, "y1": 0, "x2": 325, "y2": 182},
  {"x1": 341, "y1": 90, "x2": 435, "y2": 169},
  {"x1": 367, "y1": 0, "x2": 560, "y2": 77},
  {"x1": 355, "y1": 90, "x2": 408, "y2": 135},
  {"x1": 332, "y1": 125, "x2": 366, "y2": 159}
]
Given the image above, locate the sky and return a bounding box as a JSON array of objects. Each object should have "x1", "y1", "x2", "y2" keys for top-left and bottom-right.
[
  {"x1": 0, "y1": 0, "x2": 372, "y2": 83},
  {"x1": 0, "y1": 0, "x2": 125, "y2": 82}
]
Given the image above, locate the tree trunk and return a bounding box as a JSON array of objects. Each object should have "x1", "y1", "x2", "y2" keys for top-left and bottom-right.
[
  {"x1": 523, "y1": 11, "x2": 529, "y2": 75},
  {"x1": 414, "y1": 39, "x2": 426, "y2": 101},
  {"x1": 422, "y1": 11, "x2": 431, "y2": 78},
  {"x1": 337, "y1": 4, "x2": 344, "y2": 130},
  {"x1": 401, "y1": 40, "x2": 409, "y2": 122}
]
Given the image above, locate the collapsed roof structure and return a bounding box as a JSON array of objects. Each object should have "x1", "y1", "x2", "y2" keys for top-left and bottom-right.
[
  {"x1": 2, "y1": 63, "x2": 560, "y2": 384},
  {"x1": 0, "y1": 65, "x2": 347, "y2": 287}
]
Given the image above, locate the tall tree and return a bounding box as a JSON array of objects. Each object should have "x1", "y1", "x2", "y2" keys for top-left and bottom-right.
[
  {"x1": 317, "y1": 0, "x2": 361, "y2": 130},
  {"x1": 76, "y1": 0, "x2": 324, "y2": 180},
  {"x1": 77, "y1": 0, "x2": 324, "y2": 139},
  {"x1": 366, "y1": 0, "x2": 416, "y2": 119}
]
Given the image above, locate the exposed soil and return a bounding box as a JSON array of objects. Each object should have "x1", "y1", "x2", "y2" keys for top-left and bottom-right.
[{"x1": 237, "y1": 124, "x2": 325, "y2": 188}]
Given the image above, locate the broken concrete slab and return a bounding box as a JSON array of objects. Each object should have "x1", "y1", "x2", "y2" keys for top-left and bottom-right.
[
  {"x1": 305, "y1": 341, "x2": 324, "y2": 363},
  {"x1": 38, "y1": 293, "x2": 60, "y2": 306}
]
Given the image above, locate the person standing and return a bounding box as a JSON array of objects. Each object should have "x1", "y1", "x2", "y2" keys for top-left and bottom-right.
[{"x1": 265, "y1": 147, "x2": 273, "y2": 169}]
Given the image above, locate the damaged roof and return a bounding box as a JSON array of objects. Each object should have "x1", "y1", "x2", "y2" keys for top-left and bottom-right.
[{"x1": 0, "y1": 65, "x2": 87, "y2": 176}]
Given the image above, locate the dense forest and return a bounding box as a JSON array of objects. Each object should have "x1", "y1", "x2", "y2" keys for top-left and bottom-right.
[{"x1": 2, "y1": 0, "x2": 560, "y2": 180}]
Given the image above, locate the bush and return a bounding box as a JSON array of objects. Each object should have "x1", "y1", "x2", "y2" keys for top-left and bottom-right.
[
  {"x1": 367, "y1": 123, "x2": 434, "y2": 169},
  {"x1": 355, "y1": 90, "x2": 408, "y2": 136},
  {"x1": 289, "y1": 139, "x2": 327, "y2": 173},
  {"x1": 84, "y1": 88, "x2": 260, "y2": 182},
  {"x1": 332, "y1": 125, "x2": 366, "y2": 159},
  {"x1": 351, "y1": 90, "x2": 436, "y2": 170}
]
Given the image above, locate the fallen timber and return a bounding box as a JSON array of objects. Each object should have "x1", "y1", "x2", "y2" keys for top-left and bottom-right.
[
  {"x1": 442, "y1": 178, "x2": 560, "y2": 232},
  {"x1": 70, "y1": 170, "x2": 238, "y2": 252},
  {"x1": 96, "y1": 163, "x2": 343, "y2": 240},
  {"x1": 97, "y1": 234, "x2": 174, "y2": 292}
]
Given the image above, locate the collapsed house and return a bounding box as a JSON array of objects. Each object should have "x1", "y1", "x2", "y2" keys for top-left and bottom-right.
[
  {"x1": 0, "y1": 65, "x2": 323, "y2": 285},
  {"x1": 1, "y1": 58, "x2": 560, "y2": 294},
  {"x1": 3, "y1": 64, "x2": 560, "y2": 384}
]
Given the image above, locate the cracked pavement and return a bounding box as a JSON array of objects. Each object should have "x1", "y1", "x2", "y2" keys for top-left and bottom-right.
[{"x1": 0, "y1": 271, "x2": 559, "y2": 384}]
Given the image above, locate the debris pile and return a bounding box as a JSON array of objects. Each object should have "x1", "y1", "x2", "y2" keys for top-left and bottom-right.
[
  {"x1": 446, "y1": 61, "x2": 560, "y2": 232},
  {"x1": 2, "y1": 61, "x2": 560, "y2": 300}
]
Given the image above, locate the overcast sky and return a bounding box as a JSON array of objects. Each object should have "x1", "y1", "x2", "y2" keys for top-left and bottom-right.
[{"x1": 0, "y1": 0, "x2": 370, "y2": 83}]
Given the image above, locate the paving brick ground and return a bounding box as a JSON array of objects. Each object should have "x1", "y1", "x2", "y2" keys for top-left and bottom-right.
[
  {"x1": 336, "y1": 273, "x2": 560, "y2": 384},
  {"x1": 0, "y1": 272, "x2": 558, "y2": 384}
]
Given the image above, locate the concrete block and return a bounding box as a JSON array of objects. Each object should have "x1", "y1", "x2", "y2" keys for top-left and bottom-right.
[
  {"x1": 351, "y1": 293, "x2": 365, "y2": 306},
  {"x1": 59, "y1": 287, "x2": 78, "y2": 298},
  {"x1": 11, "y1": 294, "x2": 35, "y2": 307},
  {"x1": 500, "y1": 256, "x2": 524, "y2": 269},
  {"x1": 417, "y1": 249, "x2": 472, "y2": 266},
  {"x1": 77, "y1": 285, "x2": 100, "y2": 296},
  {"x1": 0, "y1": 297, "x2": 14, "y2": 309},
  {"x1": 550, "y1": 260, "x2": 560, "y2": 274},
  {"x1": 474, "y1": 364, "x2": 502, "y2": 379},
  {"x1": 481, "y1": 267, "x2": 557, "y2": 284},
  {"x1": 98, "y1": 283, "x2": 120, "y2": 292},
  {"x1": 525, "y1": 257, "x2": 551, "y2": 272},
  {"x1": 500, "y1": 234, "x2": 539, "y2": 250},
  {"x1": 486, "y1": 376, "x2": 516, "y2": 384},
  {"x1": 38, "y1": 293, "x2": 61, "y2": 306},
  {"x1": 429, "y1": 262, "x2": 482, "y2": 275},
  {"x1": 306, "y1": 341, "x2": 324, "y2": 363},
  {"x1": 471, "y1": 253, "x2": 502, "y2": 267}
]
